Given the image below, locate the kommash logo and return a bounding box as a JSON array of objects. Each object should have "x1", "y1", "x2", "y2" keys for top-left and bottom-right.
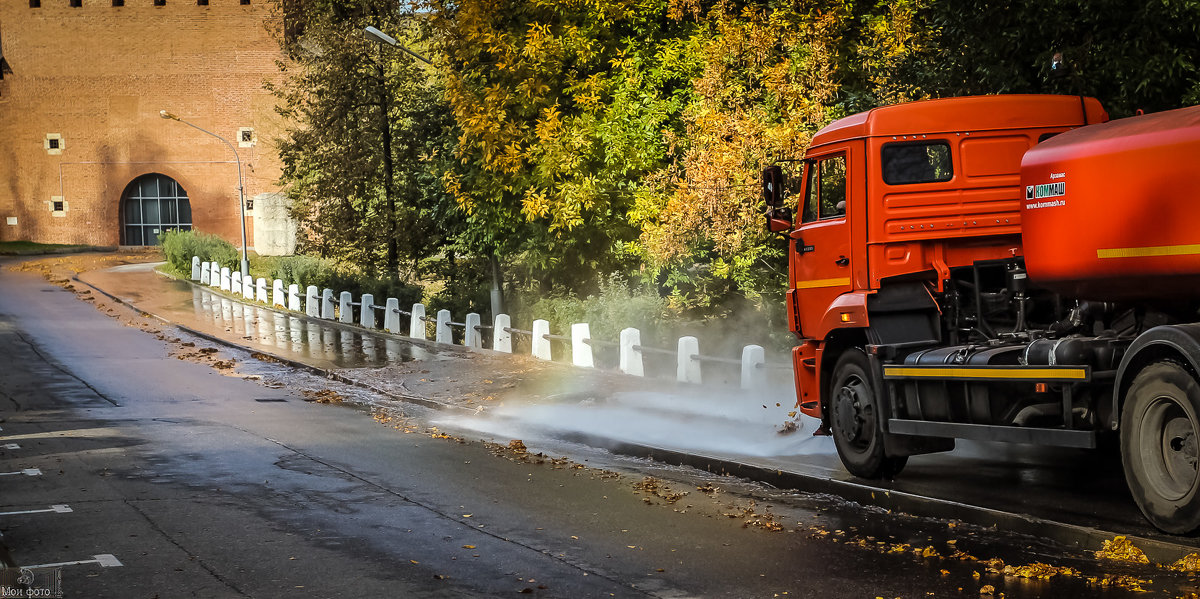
[{"x1": 1025, "y1": 178, "x2": 1066, "y2": 209}]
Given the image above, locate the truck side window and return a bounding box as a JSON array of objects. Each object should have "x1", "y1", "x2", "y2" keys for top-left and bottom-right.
[
  {"x1": 802, "y1": 155, "x2": 848, "y2": 223},
  {"x1": 818, "y1": 155, "x2": 847, "y2": 219},
  {"x1": 802, "y1": 160, "x2": 819, "y2": 222},
  {"x1": 881, "y1": 141, "x2": 952, "y2": 185}
]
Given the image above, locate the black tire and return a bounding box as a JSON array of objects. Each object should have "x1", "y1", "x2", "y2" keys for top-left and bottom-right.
[
  {"x1": 829, "y1": 349, "x2": 907, "y2": 479},
  {"x1": 1122, "y1": 361, "x2": 1200, "y2": 534}
]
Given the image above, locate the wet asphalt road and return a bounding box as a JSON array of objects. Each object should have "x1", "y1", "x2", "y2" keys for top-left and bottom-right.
[
  {"x1": 1, "y1": 258, "x2": 1197, "y2": 598},
  {"x1": 80, "y1": 263, "x2": 1178, "y2": 547}
]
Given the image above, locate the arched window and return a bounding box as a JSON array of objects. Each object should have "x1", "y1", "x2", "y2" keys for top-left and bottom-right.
[{"x1": 121, "y1": 174, "x2": 192, "y2": 245}]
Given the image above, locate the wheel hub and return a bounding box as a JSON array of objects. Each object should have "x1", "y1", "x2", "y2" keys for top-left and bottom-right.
[
  {"x1": 1164, "y1": 419, "x2": 1197, "y2": 472},
  {"x1": 834, "y1": 379, "x2": 870, "y2": 444},
  {"x1": 1140, "y1": 396, "x2": 1200, "y2": 501}
]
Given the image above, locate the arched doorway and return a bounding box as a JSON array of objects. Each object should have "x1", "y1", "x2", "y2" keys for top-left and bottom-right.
[{"x1": 121, "y1": 173, "x2": 192, "y2": 245}]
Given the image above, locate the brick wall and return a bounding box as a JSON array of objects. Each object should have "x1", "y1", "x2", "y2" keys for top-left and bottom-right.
[{"x1": 0, "y1": 0, "x2": 285, "y2": 249}]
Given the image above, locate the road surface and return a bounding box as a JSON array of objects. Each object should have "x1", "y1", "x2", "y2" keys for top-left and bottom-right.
[{"x1": 0, "y1": 255, "x2": 1193, "y2": 598}]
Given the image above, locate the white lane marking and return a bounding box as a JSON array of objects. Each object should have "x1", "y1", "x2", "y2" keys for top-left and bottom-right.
[
  {"x1": 3, "y1": 443, "x2": 19, "y2": 449},
  {"x1": 22, "y1": 554, "x2": 122, "y2": 569},
  {"x1": 94, "y1": 554, "x2": 123, "y2": 567},
  {"x1": 0, "y1": 468, "x2": 42, "y2": 477},
  {"x1": 0, "y1": 505, "x2": 73, "y2": 516}
]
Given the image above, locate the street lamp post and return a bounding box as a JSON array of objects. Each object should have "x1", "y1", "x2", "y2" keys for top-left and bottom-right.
[
  {"x1": 159, "y1": 110, "x2": 250, "y2": 278},
  {"x1": 364, "y1": 26, "x2": 431, "y2": 284},
  {"x1": 363, "y1": 25, "x2": 505, "y2": 318}
]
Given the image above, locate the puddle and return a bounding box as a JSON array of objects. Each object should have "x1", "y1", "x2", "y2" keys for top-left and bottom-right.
[
  {"x1": 77, "y1": 264, "x2": 442, "y2": 371},
  {"x1": 187, "y1": 286, "x2": 427, "y2": 369}
]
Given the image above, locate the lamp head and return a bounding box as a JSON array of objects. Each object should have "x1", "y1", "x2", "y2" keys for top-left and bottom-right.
[
  {"x1": 159, "y1": 110, "x2": 179, "y2": 121},
  {"x1": 364, "y1": 26, "x2": 398, "y2": 47}
]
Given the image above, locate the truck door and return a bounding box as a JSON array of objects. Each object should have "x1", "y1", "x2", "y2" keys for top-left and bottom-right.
[{"x1": 791, "y1": 145, "x2": 859, "y2": 338}]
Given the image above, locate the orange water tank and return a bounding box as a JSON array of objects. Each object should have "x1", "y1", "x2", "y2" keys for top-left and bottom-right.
[{"x1": 1020, "y1": 105, "x2": 1200, "y2": 301}]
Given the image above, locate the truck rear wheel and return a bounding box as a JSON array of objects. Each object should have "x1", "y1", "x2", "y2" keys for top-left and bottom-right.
[
  {"x1": 1122, "y1": 361, "x2": 1200, "y2": 534},
  {"x1": 830, "y1": 349, "x2": 907, "y2": 479}
]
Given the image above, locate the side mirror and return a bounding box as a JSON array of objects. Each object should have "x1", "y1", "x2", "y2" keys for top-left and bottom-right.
[
  {"x1": 762, "y1": 165, "x2": 792, "y2": 232},
  {"x1": 762, "y1": 165, "x2": 784, "y2": 208}
]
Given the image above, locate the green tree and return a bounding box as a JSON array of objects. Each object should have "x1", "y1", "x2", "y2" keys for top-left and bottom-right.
[
  {"x1": 427, "y1": 0, "x2": 699, "y2": 294},
  {"x1": 896, "y1": 0, "x2": 1200, "y2": 117},
  {"x1": 268, "y1": 0, "x2": 458, "y2": 280},
  {"x1": 632, "y1": 0, "x2": 925, "y2": 322}
]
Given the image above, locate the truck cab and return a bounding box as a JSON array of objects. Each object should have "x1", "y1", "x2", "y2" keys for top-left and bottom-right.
[{"x1": 768, "y1": 94, "x2": 1107, "y2": 424}]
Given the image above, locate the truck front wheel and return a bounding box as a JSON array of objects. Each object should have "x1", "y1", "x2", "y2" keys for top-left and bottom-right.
[
  {"x1": 1122, "y1": 361, "x2": 1200, "y2": 534},
  {"x1": 830, "y1": 349, "x2": 907, "y2": 479}
]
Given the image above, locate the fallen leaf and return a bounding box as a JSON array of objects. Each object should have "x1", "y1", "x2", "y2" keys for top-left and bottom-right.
[{"x1": 1095, "y1": 536, "x2": 1149, "y2": 564}]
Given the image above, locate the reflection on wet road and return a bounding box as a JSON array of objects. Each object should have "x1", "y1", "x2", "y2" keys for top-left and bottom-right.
[{"x1": 188, "y1": 285, "x2": 427, "y2": 370}]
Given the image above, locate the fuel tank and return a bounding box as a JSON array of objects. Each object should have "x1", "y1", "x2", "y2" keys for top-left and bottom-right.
[
  {"x1": 1020, "y1": 104, "x2": 1200, "y2": 301},
  {"x1": 901, "y1": 345, "x2": 1024, "y2": 424}
]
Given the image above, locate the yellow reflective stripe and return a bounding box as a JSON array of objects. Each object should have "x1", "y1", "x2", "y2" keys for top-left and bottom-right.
[
  {"x1": 1097, "y1": 244, "x2": 1200, "y2": 259},
  {"x1": 795, "y1": 277, "x2": 851, "y2": 290},
  {"x1": 883, "y1": 366, "x2": 1088, "y2": 380}
]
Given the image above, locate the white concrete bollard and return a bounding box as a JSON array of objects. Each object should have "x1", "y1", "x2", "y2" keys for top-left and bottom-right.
[
  {"x1": 339, "y1": 292, "x2": 354, "y2": 324},
  {"x1": 741, "y1": 345, "x2": 766, "y2": 390},
  {"x1": 361, "y1": 294, "x2": 376, "y2": 329},
  {"x1": 220, "y1": 267, "x2": 232, "y2": 291},
  {"x1": 272, "y1": 279, "x2": 285, "y2": 307},
  {"x1": 464, "y1": 313, "x2": 482, "y2": 349},
  {"x1": 191, "y1": 256, "x2": 201, "y2": 281},
  {"x1": 305, "y1": 285, "x2": 320, "y2": 317},
  {"x1": 493, "y1": 314, "x2": 512, "y2": 353},
  {"x1": 384, "y1": 298, "x2": 401, "y2": 333},
  {"x1": 677, "y1": 336, "x2": 701, "y2": 384},
  {"x1": 209, "y1": 263, "x2": 220, "y2": 287},
  {"x1": 231, "y1": 273, "x2": 242, "y2": 295},
  {"x1": 410, "y1": 303, "x2": 426, "y2": 339},
  {"x1": 531, "y1": 319, "x2": 552, "y2": 361},
  {"x1": 321, "y1": 289, "x2": 335, "y2": 319},
  {"x1": 243, "y1": 275, "x2": 254, "y2": 300},
  {"x1": 620, "y1": 327, "x2": 644, "y2": 377},
  {"x1": 200, "y1": 261, "x2": 211, "y2": 285},
  {"x1": 571, "y1": 323, "x2": 594, "y2": 368},
  {"x1": 288, "y1": 284, "x2": 301, "y2": 311},
  {"x1": 256, "y1": 278, "x2": 268, "y2": 304},
  {"x1": 435, "y1": 309, "x2": 451, "y2": 344}
]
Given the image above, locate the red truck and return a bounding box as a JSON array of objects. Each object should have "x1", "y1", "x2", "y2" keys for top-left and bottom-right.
[{"x1": 762, "y1": 94, "x2": 1200, "y2": 533}]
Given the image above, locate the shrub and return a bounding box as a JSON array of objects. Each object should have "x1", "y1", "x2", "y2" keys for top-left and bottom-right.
[
  {"x1": 517, "y1": 274, "x2": 671, "y2": 346},
  {"x1": 269, "y1": 255, "x2": 341, "y2": 289},
  {"x1": 268, "y1": 255, "x2": 421, "y2": 308},
  {"x1": 160, "y1": 230, "x2": 238, "y2": 275}
]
